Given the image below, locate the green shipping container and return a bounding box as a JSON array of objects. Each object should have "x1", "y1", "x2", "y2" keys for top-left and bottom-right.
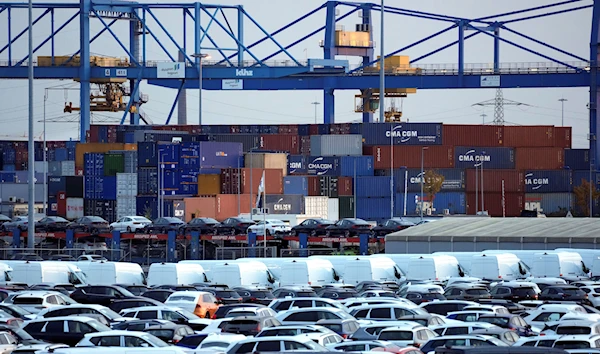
[
  {"x1": 338, "y1": 196, "x2": 355, "y2": 219},
  {"x1": 103, "y1": 153, "x2": 125, "y2": 176}
]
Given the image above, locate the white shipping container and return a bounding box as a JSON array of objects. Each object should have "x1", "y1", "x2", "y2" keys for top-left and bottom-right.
[
  {"x1": 60, "y1": 161, "x2": 76, "y2": 176},
  {"x1": 117, "y1": 173, "x2": 138, "y2": 197},
  {"x1": 304, "y1": 196, "x2": 330, "y2": 219},
  {"x1": 327, "y1": 198, "x2": 339, "y2": 221},
  {"x1": 34, "y1": 161, "x2": 47, "y2": 174},
  {"x1": 66, "y1": 198, "x2": 84, "y2": 219},
  {"x1": 310, "y1": 135, "x2": 363, "y2": 156},
  {"x1": 117, "y1": 196, "x2": 136, "y2": 219}
]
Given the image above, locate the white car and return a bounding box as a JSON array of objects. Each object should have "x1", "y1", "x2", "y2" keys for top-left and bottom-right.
[
  {"x1": 274, "y1": 308, "x2": 355, "y2": 326},
  {"x1": 76, "y1": 330, "x2": 169, "y2": 347},
  {"x1": 247, "y1": 220, "x2": 291, "y2": 236},
  {"x1": 522, "y1": 304, "x2": 588, "y2": 328},
  {"x1": 431, "y1": 322, "x2": 499, "y2": 336},
  {"x1": 225, "y1": 307, "x2": 278, "y2": 319},
  {"x1": 225, "y1": 335, "x2": 328, "y2": 353},
  {"x1": 295, "y1": 332, "x2": 343, "y2": 347},
  {"x1": 580, "y1": 285, "x2": 600, "y2": 308},
  {"x1": 198, "y1": 334, "x2": 247, "y2": 350},
  {"x1": 110, "y1": 216, "x2": 152, "y2": 233},
  {"x1": 0, "y1": 331, "x2": 18, "y2": 354},
  {"x1": 553, "y1": 334, "x2": 600, "y2": 350},
  {"x1": 7, "y1": 291, "x2": 74, "y2": 314},
  {"x1": 77, "y1": 255, "x2": 107, "y2": 262},
  {"x1": 377, "y1": 324, "x2": 438, "y2": 347},
  {"x1": 462, "y1": 305, "x2": 510, "y2": 314}
]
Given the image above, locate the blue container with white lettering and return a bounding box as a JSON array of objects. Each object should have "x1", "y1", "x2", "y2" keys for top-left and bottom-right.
[
  {"x1": 454, "y1": 147, "x2": 515, "y2": 169},
  {"x1": 524, "y1": 170, "x2": 572, "y2": 193},
  {"x1": 305, "y1": 156, "x2": 341, "y2": 176},
  {"x1": 287, "y1": 155, "x2": 307, "y2": 175},
  {"x1": 361, "y1": 122, "x2": 443, "y2": 146},
  {"x1": 389, "y1": 168, "x2": 466, "y2": 192}
]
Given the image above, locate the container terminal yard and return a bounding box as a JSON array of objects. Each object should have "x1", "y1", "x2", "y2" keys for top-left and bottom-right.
[{"x1": 0, "y1": 2, "x2": 596, "y2": 354}]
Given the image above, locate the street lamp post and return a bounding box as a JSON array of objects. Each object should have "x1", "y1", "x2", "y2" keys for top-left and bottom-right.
[
  {"x1": 558, "y1": 98, "x2": 568, "y2": 127},
  {"x1": 43, "y1": 89, "x2": 48, "y2": 216},
  {"x1": 192, "y1": 53, "x2": 210, "y2": 125},
  {"x1": 311, "y1": 101, "x2": 320, "y2": 124},
  {"x1": 420, "y1": 147, "x2": 428, "y2": 220}
]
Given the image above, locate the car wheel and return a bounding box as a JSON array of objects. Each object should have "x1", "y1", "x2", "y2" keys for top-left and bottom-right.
[
  {"x1": 344, "y1": 230, "x2": 351, "y2": 237},
  {"x1": 265, "y1": 229, "x2": 271, "y2": 236},
  {"x1": 126, "y1": 226, "x2": 132, "y2": 233},
  {"x1": 213, "y1": 229, "x2": 219, "y2": 235},
  {"x1": 290, "y1": 230, "x2": 296, "y2": 236},
  {"x1": 230, "y1": 229, "x2": 237, "y2": 236},
  {"x1": 310, "y1": 230, "x2": 317, "y2": 236},
  {"x1": 325, "y1": 231, "x2": 331, "y2": 237}
]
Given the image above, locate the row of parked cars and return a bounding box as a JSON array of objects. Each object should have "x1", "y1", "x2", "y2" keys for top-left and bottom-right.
[
  {"x1": 0, "y1": 270, "x2": 596, "y2": 354},
  {"x1": 0, "y1": 215, "x2": 417, "y2": 237}
]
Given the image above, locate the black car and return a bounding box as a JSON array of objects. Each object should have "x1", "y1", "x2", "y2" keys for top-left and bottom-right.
[
  {"x1": 143, "y1": 323, "x2": 195, "y2": 344},
  {"x1": 115, "y1": 284, "x2": 149, "y2": 296},
  {"x1": 0, "y1": 323, "x2": 46, "y2": 345},
  {"x1": 198, "y1": 288, "x2": 242, "y2": 304},
  {"x1": 316, "y1": 288, "x2": 358, "y2": 300},
  {"x1": 213, "y1": 217, "x2": 255, "y2": 235},
  {"x1": 108, "y1": 298, "x2": 164, "y2": 313},
  {"x1": 221, "y1": 316, "x2": 281, "y2": 336},
  {"x1": 66, "y1": 216, "x2": 110, "y2": 234},
  {"x1": 272, "y1": 287, "x2": 318, "y2": 298},
  {"x1": 153, "y1": 285, "x2": 198, "y2": 292},
  {"x1": 233, "y1": 287, "x2": 275, "y2": 305},
  {"x1": 420, "y1": 300, "x2": 477, "y2": 316},
  {"x1": 141, "y1": 289, "x2": 174, "y2": 303},
  {"x1": 371, "y1": 218, "x2": 415, "y2": 237},
  {"x1": 290, "y1": 219, "x2": 336, "y2": 236},
  {"x1": 490, "y1": 283, "x2": 538, "y2": 302},
  {"x1": 35, "y1": 217, "x2": 69, "y2": 232},
  {"x1": 538, "y1": 285, "x2": 589, "y2": 303},
  {"x1": 325, "y1": 218, "x2": 372, "y2": 237},
  {"x1": 145, "y1": 217, "x2": 186, "y2": 234},
  {"x1": 180, "y1": 218, "x2": 219, "y2": 235},
  {"x1": 444, "y1": 284, "x2": 491, "y2": 301},
  {"x1": 213, "y1": 304, "x2": 265, "y2": 319},
  {"x1": 406, "y1": 291, "x2": 447, "y2": 305},
  {"x1": 70, "y1": 285, "x2": 136, "y2": 305},
  {"x1": 315, "y1": 319, "x2": 360, "y2": 339},
  {"x1": 22, "y1": 317, "x2": 111, "y2": 346}
]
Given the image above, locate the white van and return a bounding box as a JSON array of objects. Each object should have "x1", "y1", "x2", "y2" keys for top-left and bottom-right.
[
  {"x1": 482, "y1": 250, "x2": 546, "y2": 270},
  {"x1": 210, "y1": 261, "x2": 277, "y2": 288},
  {"x1": 342, "y1": 257, "x2": 403, "y2": 285},
  {"x1": 371, "y1": 253, "x2": 430, "y2": 274},
  {"x1": 556, "y1": 249, "x2": 598, "y2": 272},
  {"x1": 469, "y1": 253, "x2": 530, "y2": 281},
  {"x1": 0, "y1": 263, "x2": 13, "y2": 283},
  {"x1": 235, "y1": 257, "x2": 303, "y2": 280},
  {"x1": 76, "y1": 261, "x2": 146, "y2": 285},
  {"x1": 178, "y1": 260, "x2": 229, "y2": 282},
  {"x1": 308, "y1": 255, "x2": 360, "y2": 278},
  {"x1": 406, "y1": 255, "x2": 465, "y2": 281},
  {"x1": 278, "y1": 259, "x2": 341, "y2": 287},
  {"x1": 531, "y1": 251, "x2": 588, "y2": 281},
  {"x1": 433, "y1": 252, "x2": 481, "y2": 274},
  {"x1": 7, "y1": 261, "x2": 87, "y2": 286},
  {"x1": 147, "y1": 263, "x2": 208, "y2": 286}
]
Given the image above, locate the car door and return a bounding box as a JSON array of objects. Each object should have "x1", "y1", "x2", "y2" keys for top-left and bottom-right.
[
  {"x1": 66, "y1": 320, "x2": 96, "y2": 346},
  {"x1": 42, "y1": 320, "x2": 66, "y2": 344}
]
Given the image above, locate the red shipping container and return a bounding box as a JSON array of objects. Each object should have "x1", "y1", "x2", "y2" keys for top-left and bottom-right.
[
  {"x1": 87, "y1": 126, "x2": 99, "y2": 143},
  {"x1": 338, "y1": 176, "x2": 353, "y2": 196},
  {"x1": 554, "y1": 127, "x2": 572, "y2": 148},
  {"x1": 365, "y1": 146, "x2": 454, "y2": 169},
  {"x1": 515, "y1": 147, "x2": 564, "y2": 170},
  {"x1": 309, "y1": 124, "x2": 320, "y2": 135},
  {"x1": 220, "y1": 168, "x2": 283, "y2": 195},
  {"x1": 259, "y1": 135, "x2": 300, "y2": 154},
  {"x1": 504, "y1": 126, "x2": 554, "y2": 147},
  {"x1": 307, "y1": 176, "x2": 320, "y2": 196},
  {"x1": 467, "y1": 192, "x2": 524, "y2": 217},
  {"x1": 443, "y1": 125, "x2": 504, "y2": 147},
  {"x1": 466, "y1": 169, "x2": 524, "y2": 193},
  {"x1": 216, "y1": 194, "x2": 256, "y2": 220},
  {"x1": 57, "y1": 192, "x2": 67, "y2": 217},
  {"x1": 330, "y1": 123, "x2": 351, "y2": 135}
]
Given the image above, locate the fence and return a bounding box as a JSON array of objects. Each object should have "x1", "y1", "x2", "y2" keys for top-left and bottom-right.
[
  {"x1": 0, "y1": 247, "x2": 124, "y2": 261},
  {"x1": 216, "y1": 246, "x2": 278, "y2": 260},
  {"x1": 279, "y1": 248, "x2": 359, "y2": 257}
]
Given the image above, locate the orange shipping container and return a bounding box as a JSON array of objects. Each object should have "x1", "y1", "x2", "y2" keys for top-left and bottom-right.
[
  {"x1": 554, "y1": 127, "x2": 572, "y2": 148},
  {"x1": 515, "y1": 147, "x2": 565, "y2": 170},
  {"x1": 504, "y1": 126, "x2": 554, "y2": 147},
  {"x1": 220, "y1": 168, "x2": 283, "y2": 195},
  {"x1": 183, "y1": 194, "x2": 256, "y2": 222},
  {"x1": 75, "y1": 143, "x2": 125, "y2": 168},
  {"x1": 183, "y1": 197, "x2": 217, "y2": 221},
  {"x1": 198, "y1": 174, "x2": 221, "y2": 195}
]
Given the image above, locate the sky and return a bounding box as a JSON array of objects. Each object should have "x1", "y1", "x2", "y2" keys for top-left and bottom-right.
[{"x1": 0, "y1": 0, "x2": 592, "y2": 147}]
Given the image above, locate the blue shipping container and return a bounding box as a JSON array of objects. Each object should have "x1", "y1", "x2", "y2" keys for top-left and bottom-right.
[
  {"x1": 572, "y1": 170, "x2": 600, "y2": 188},
  {"x1": 3, "y1": 149, "x2": 15, "y2": 164},
  {"x1": 2, "y1": 164, "x2": 15, "y2": 172},
  {"x1": 180, "y1": 169, "x2": 201, "y2": 184},
  {"x1": 66, "y1": 141, "x2": 77, "y2": 149},
  {"x1": 48, "y1": 176, "x2": 66, "y2": 196},
  {"x1": 67, "y1": 148, "x2": 75, "y2": 161},
  {"x1": 288, "y1": 155, "x2": 307, "y2": 175},
  {"x1": 54, "y1": 148, "x2": 68, "y2": 162},
  {"x1": 84, "y1": 176, "x2": 95, "y2": 199},
  {"x1": 179, "y1": 183, "x2": 198, "y2": 195},
  {"x1": 0, "y1": 172, "x2": 16, "y2": 183},
  {"x1": 158, "y1": 143, "x2": 180, "y2": 164},
  {"x1": 162, "y1": 169, "x2": 180, "y2": 190},
  {"x1": 198, "y1": 142, "x2": 243, "y2": 169},
  {"x1": 265, "y1": 194, "x2": 304, "y2": 214},
  {"x1": 356, "y1": 176, "x2": 392, "y2": 197},
  {"x1": 298, "y1": 125, "x2": 310, "y2": 136},
  {"x1": 524, "y1": 170, "x2": 572, "y2": 193},
  {"x1": 565, "y1": 149, "x2": 590, "y2": 170},
  {"x1": 210, "y1": 134, "x2": 259, "y2": 153},
  {"x1": 361, "y1": 122, "x2": 443, "y2": 146},
  {"x1": 387, "y1": 168, "x2": 466, "y2": 192},
  {"x1": 136, "y1": 196, "x2": 174, "y2": 219},
  {"x1": 99, "y1": 176, "x2": 117, "y2": 200},
  {"x1": 306, "y1": 156, "x2": 341, "y2": 176},
  {"x1": 84, "y1": 153, "x2": 104, "y2": 176},
  {"x1": 339, "y1": 156, "x2": 374, "y2": 177},
  {"x1": 525, "y1": 193, "x2": 573, "y2": 215},
  {"x1": 356, "y1": 197, "x2": 392, "y2": 220},
  {"x1": 283, "y1": 176, "x2": 308, "y2": 196},
  {"x1": 454, "y1": 147, "x2": 515, "y2": 169},
  {"x1": 395, "y1": 192, "x2": 467, "y2": 216},
  {"x1": 138, "y1": 142, "x2": 158, "y2": 167}
]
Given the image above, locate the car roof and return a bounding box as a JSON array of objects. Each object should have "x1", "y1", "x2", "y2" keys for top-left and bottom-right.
[
  {"x1": 84, "y1": 330, "x2": 142, "y2": 337},
  {"x1": 380, "y1": 324, "x2": 427, "y2": 331},
  {"x1": 121, "y1": 306, "x2": 180, "y2": 312},
  {"x1": 555, "y1": 334, "x2": 600, "y2": 341},
  {"x1": 26, "y1": 316, "x2": 99, "y2": 323}
]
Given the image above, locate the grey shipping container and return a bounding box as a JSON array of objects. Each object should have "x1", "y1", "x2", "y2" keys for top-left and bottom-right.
[
  {"x1": 525, "y1": 193, "x2": 573, "y2": 216},
  {"x1": 264, "y1": 194, "x2": 304, "y2": 214},
  {"x1": 310, "y1": 135, "x2": 363, "y2": 156},
  {"x1": 338, "y1": 196, "x2": 355, "y2": 219}
]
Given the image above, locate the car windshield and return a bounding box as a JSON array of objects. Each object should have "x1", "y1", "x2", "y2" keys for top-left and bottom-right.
[
  {"x1": 142, "y1": 334, "x2": 169, "y2": 347},
  {"x1": 225, "y1": 311, "x2": 255, "y2": 318},
  {"x1": 466, "y1": 289, "x2": 489, "y2": 295},
  {"x1": 251, "y1": 291, "x2": 274, "y2": 298},
  {"x1": 201, "y1": 341, "x2": 231, "y2": 349},
  {"x1": 98, "y1": 307, "x2": 123, "y2": 320},
  {"x1": 89, "y1": 255, "x2": 105, "y2": 260},
  {"x1": 88, "y1": 217, "x2": 105, "y2": 222},
  {"x1": 556, "y1": 327, "x2": 592, "y2": 335},
  {"x1": 202, "y1": 218, "x2": 218, "y2": 224},
  {"x1": 479, "y1": 317, "x2": 509, "y2": 326},
  {"x1": 217, "y1": 291, "x2": 240, "y2": 298},
  {"x1": 554, "y1": 341, "x2": 591, "y2": 349},
  {"x1": 133, "y1": 217, "x2": 149, "y2": 222},
  {"x1": 164, "y1": 218, "x2": 182, "y2": 223},
  {"x1": 562, "y1": 288, "x2": 583, "y2": 295},
  {"x1": 237, "y1": 218, "x2": 254, "y2": 223},
  {"x1": 145, "y1": 329, "x2": 173, "y2": 338},
  {"x1": 13, "y1": 297, "x2": 42, "y2": 305},
  {"x1": 168, "y1": 296, "x2": 197, "y2": 302},
  {"x1": 322, "y1": 324, "x2": 342, "y2": 333},
  {"x1": 87, "y1": 319, "x2": 111, "y2": 331},
  {"x1": 513, "y1": 288, "x2": 535, "y2": 296},
  {"x1": 2, "y1": 305, "x2": 31, "y2": 316},
  {"x1": 379, "y1": 331, "x2": 413, "y2": 340}
]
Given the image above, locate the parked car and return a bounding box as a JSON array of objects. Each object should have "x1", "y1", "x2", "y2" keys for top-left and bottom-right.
[
  {"x1": 70, "y1": 285, "x2": 137, "y2": 306},
  {"x1": 490, "y1": 283, "x2": 539, "y2": 302},
  {"x1": 141, "y1": 289, "x2": 174, "y2": 303},
  {"x1": 109, "y1": 216, "x2": 152, "y2": 233},
  {"x1": 290, "y1": 218, "x2": 336, "y2": 236},
  {"x1": 35, "y1": 217, "x2": 69, "y2": 232},
  {"x1": 325, "y1": 218, "x2": 372, "y2": 237},
  {"x1": 196, "y1": 288, "x2": 243, "y2": 305},
  {"x1": 444, "y1": 284, "x2": 492, "y2": 301},
  {"x1": 271, "y1": 287, "x2": 318, "y2": 298},
  {"x1": 66, "y1": 216, "x2": 110, "y2": 234},
  {"x1": 477, "y1": 314, "x2": 535, "y2": 337},
  {"x1": 0, "y1": 215, "x2": 11, "y2": 228},
  {"x1": 142, "y1": 323, "x2": 195, "y2": 344},
  {"x1": 213, "y1": 217, "x2": 256, "y2": 235},
  {"x1": 180, "y1": 218, "x2": 219, "y2": 235},
  {"x1": 10, "y1": 253, "x2": 43, "y2": 261},
  {"x1": 22, "y1": 316, "x2": 111, "y2": 346},
  {"x1": 77, "y1": 255, "x2": 107, "y2": 262},
  {"x1": 233, "y1": 287, "x2": 275, "y2": 305},
  {"x1": 144, "y1": 218, "x2": 185, "y2": 234},
  {"x1": 371, "y1": 218, "x2": 415, "y2": 237},
  {"x1": 1, "y1": 216, "x2": 30, "y2": 232},
  {"x1": 47, "y1": 254, "x2": 76, "y2": 261},
  {"x1": 74, "y1": 330, "x2": 169, "y2": 348},
  {"x1": 221, "y1": 316, "x2": 281, "y2": 336},
  {"x1": 247, "y1": 220, "x2": 291, "y2": 236},
  {"x1": 539, "y1": 286, "x2": 589, "y2": 303}
]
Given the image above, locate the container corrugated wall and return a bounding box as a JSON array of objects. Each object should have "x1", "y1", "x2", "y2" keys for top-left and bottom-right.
[
  {"x1": 515, "y1": 147, "x2": 564, "y2": 170},
  {"x1": 362, "y1": 123, "x2": 443, "y2": 145},
  {"x1": 385, "y1": 168, "x2": 466, "y2": 192},
  {"x1": 524, "y1": 170, "x2": 572, "y2": 193},
  {"x1": 356, "y1": 197, "x2": 392, "y2": 220},
  {"x1": 366, "y1": 146, "x2": 454, "y2": 169},
  {"x1": 466, "y1": 170, "x2": 525, "y2": 193},
  {"x1": 525, "y1": 193, "x2": 573, "y2": 215},
  {"x1": 356, "y1": 176, "x2": 392, "y2": 197},
  {"x1": 504, "y1": 126, "x2": 554, "y2": 147},
  {"x1": 116, "y1": 173, "x2": 137, "y2": 197},
  {"x1": 265, "y1": 194, "x2": 304, "y2": 214},
  {"x1": 443, "y1": 125, "x2": 503, "y2": 147},
  {"x1": 310, "y1": 135, "x2": 363, "y2": 156},
  {"x1": 395, "y1": 192, "x2": 467, "y2": 216},
  {"x1": 339, "y1": 156, "x2": 374, "y2": 177},
  {"x1": 565, "y1": 149, "x2": 589, "y2": 170},
  {"x1": 259, "y1": 135, "x2": 300, "y2": 154},
  {"x1": 117, "y1": 196, "x2": 136, "y2": 219},
  {"x1": 197, "y1": 174, "x2": 221, "y2": 195},
  {"x1": 466, "y1": 192, "x2": 525, "y2": 217},
  {"x1": 554, "y1": 127, "x2": 572, "y2": 148},
  {"x1": 283, "y1": 176, "x2": 308, "y2": 196}
]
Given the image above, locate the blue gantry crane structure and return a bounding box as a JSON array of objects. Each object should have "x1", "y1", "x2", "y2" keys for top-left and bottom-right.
[{"x1": 0, "y1": 0, "x2": 596, "y2": 163}]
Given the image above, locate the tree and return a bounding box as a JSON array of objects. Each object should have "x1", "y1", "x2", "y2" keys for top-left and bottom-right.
[
  {"x1": 573, "y1": 179, "x2": 600, "y2": 217},
  {"x1": 423, "y1": 170, "x2": 445, "y2": 210}
]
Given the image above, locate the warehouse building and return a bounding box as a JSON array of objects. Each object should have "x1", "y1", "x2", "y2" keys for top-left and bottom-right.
[{"x1": 385, "y1": 217, "x2": 600, "y2": 254}]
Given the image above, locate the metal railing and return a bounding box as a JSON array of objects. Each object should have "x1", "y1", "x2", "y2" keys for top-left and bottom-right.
[
  {"x1": 216, "y1": 246, "x2": 277, "y2": 260},
  {"x1": 279, "y1": 248, "x2": 348, "y2": 257},
  {"x1": 0, "y1": 248, "x2": 123, "y2": 261}
]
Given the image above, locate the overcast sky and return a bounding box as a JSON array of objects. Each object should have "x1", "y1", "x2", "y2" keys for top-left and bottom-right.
[{"x1": 0, "y1": 0, "x2": 592, "y2": 147}]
